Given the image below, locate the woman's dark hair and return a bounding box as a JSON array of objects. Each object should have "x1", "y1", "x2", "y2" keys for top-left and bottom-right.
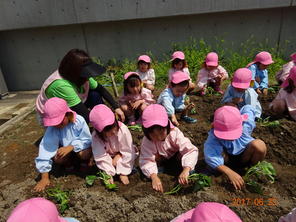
[
  {"x1": 137, "y1": 60, "x2": 151, "y2": 69},
  {"x1": 95, "y1": 119, "x2": 119, "y2": 142},
  {"x1": 58, "y1": 49, "x2": 91, "y2": 87},
  {"x1": 142, "y1": 121, "x2": 171, "y2": 141},
  {"x1": 171, "y1": 58, "x2": 188, "y2": 69},
  {"x1": 284, "y1": 79, "x2": 295, "y2": 93},
  {"x1": 171, "y1": 80, "x2": 190, "y2": 88},
  {"x1": 123, "y1": 75, "x2": 142, "y2": 95}
]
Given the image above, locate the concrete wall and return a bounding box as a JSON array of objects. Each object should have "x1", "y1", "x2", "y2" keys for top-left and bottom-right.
[{"x1": 0, "y1": 1, "x2": 295, "y2": 90}]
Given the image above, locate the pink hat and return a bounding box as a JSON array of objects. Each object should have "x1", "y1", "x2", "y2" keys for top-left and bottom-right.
[
  {"x1": 89, "y1": 104, "x2": 115, "y2": 132},
  {"x1": 7, "y1": 198, "x2": 67, "y2": 222},
  {"x1": 138, "y1": 55, "x2": 151, "y2": 63},
  {"x1": 171, "y1": 51, "x2": 185, "y2": 61},
  {"x1": 290, "y1": 52, "x2": 296, "y2": 63},
  {"x1": 172, "y1": 202, "x2": 242, "y2": 222},
  {"x1": 142, "y1": 104, "x2": 169, "y2": 128},
  {"x1": 254, "y1": 51, "x2": 274, "y2": 65},
  {"x1": 43, "y1": 97, "x2": 76, "y2": 127},
  {"x1": 205, "y1": 52, "x2": 219, "y2": 66},
  {"x1": 213, "y1": 106, "x2": 248, "y2": 140},
  {"x1": 171, "y1": 71, "x2": 190, "y2": 84},
  {"x1": 124, "y1": 71, "x2": 139, "y2": 80},
  {"x1": 281, "y1": 66, "x2": 296, "y2": 88},
  {"x1": 231, "y1": 68, "x2": 252, "y2": 89}
]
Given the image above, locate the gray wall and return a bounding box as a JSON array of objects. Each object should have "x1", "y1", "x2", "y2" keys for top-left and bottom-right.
[{"x1": 0, "y1": 0, "x2": 296, "y2": 90}]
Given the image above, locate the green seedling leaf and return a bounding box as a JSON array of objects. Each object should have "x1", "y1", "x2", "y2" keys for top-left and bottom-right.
[
  {"x1": 97, "y1": 171, "x2": 118, "y2": 191},
  {"x1": 46, "y1": 186, "x2": 70, "y2": 213},
  {"x1": 128, "y1": 124, "x2": 142, "y2": 132},
  {"x1": 85, "y1": 175, "x2": 97, "y2": 186},
  {"x1": 257, "y1": 117, "x2": 280, "y2": 128},
  {"x1": 190, "y1": 107, "x2": 197, "y2": 114}
]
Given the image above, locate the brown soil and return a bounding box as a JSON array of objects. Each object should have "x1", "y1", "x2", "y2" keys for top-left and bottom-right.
[{"x1": 0, "y1": 92, "x2": 295, "y2": 222}]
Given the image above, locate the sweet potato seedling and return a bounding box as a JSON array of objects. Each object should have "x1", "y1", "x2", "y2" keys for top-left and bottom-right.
[
  {"x1": 85, "y1": 175, "x2": 97, "y2": 186},
  {"x1": 257, "y1": 117, "x2": 280, "y2": 128},
  {"x1": 97, "y1": 171, "x2": 118, "y2": 191},
  {"x1": 46, "y1": 186, "x2": 70, "y2": 213},
  {"x1": 165, "y1": 173, "x2": 211, "y2": 195},
  {"x1": 127, "y1": 124, "x2": 142, "y2": 132},
  {"x1": 243, "y1": 161, "x2": 276, "y2": 194}
]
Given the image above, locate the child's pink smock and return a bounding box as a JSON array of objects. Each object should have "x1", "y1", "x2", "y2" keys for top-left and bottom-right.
[
  {"x1": 139, "y1": 127, "x2": 198, "y2": 178},
  {"x1": 196, "y1": 65, "x2": 228, "y2": 89},
  {"x1": 91, "y1": 122, "x2": 137, "y2": 176},
  {"x1": 272, "y1": 88, "x2": 296, "y2": 120},
  {"x1": 119, "y1": 88, "x2": 155, "y2": 106}
]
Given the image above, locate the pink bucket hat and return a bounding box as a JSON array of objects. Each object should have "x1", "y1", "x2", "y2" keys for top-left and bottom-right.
[
  {"x1": 43, "y1": 97, "x2": 76, "y2": 127},
  {"x1": 7, "y1": 198, "x2": 67, "y2": 222},
  {"x1": 281, "y1": 66, "x2": 296, "y2": 88},
  {"x1": 231, "y1": 68, "x2": 252, "y2": 89},
  {"x1": 254, "y1": 51, "x2": 274, "y2": 65},
  {"x1": 171, "y1": 51, "x2": 185, "y2": 61},
  {"x1": 172, "y1": 202, "x2": 242, "y2": 222},
  {"x1": 213, "y1": 106, "x2": 248, "y2": 140},
  {"x1": 124, "y1": 71, "x2": 139, "y2": 80},
  {"x1": 171, "y1": 71, "x2": 190, "y2": 84},
  {"x1": 205, "y1": 52, "x2": 219, "y2": 67},
  {"x1": 290, "y1": 52, "x2": 296, "y2": 63},
  {"x1": 138, "y1": 55, "x2": 151, "y2": 63},
  {"x1": 89, "y1": 104, "x2": 115, "y2": 132},
  {"x1": 142, "y1": 104, "x2": 169, "y2": 128}
]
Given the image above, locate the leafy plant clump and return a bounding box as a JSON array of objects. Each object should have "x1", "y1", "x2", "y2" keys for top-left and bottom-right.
[
  {"x1": 127, "y1": 124, "x2": 142, "y2": 132},
  {"x1": 257, "y1": 117, "x2": 280, "y2": 128},
  {"x1": 243, "y1": 161, "x2": 276, "y2": 194},
  {"x1": 46, "y1": 186, "x2": 70, "y2": 213},
  {"x1": 85, "y1": 172, "x2": 118, "y2": 191},
  {"x1": 165, "y1": 173, "x2": 211, "y2": 195}
]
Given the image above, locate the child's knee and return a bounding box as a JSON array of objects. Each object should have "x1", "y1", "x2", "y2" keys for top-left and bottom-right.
[
  {"x1": 250, "y1": 139, "x2": 267, "y2": 155},
  {"x1": 78, "y1": 148, "x2": 92, "y2": 160},
  {"x1": 271, "y1": 99, "x2": 286, "y2": 114}
]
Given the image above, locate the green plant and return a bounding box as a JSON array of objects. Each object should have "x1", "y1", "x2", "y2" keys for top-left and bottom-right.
[
  {"x1": 243, "y1": 161, "x2": 276, "y2": 194},
  {"x1": 165, "y1": 173, "x2": 211, "y2": 195},
  {"x1": 268, "y1": 85, "x2": 280, "y2": 94},
  {"x1": 127, "y1": 124, "x2": 142, "y2": 132},
  {"x1": 46, "y1": 186, "x2": 70, "y2": 213},
  {"x1": 205, "y1": 87, "x2": 221, "y2": 96},
  {"x1": 257, "y1": 117, "x2": 280, "y2": 127},
  {"x1": 97, "y1": 171, "x2": 118, "y2": 191},
  {"x1": 85, "y1": 175, "x2": 97, "y2": 186}
]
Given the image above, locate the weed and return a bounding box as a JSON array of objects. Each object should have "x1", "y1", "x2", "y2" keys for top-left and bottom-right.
[
  {"x1": 243, "y1": 161, "x2": 276, "y2": 194},
  {"x1": 257, "y1": 117, "x2": 280, "y2": 127},
  {"x1": 46, "y1": 186, "x2": 70, "y2": 213},
  {"x1": 165, "y1": 173, "x2": 211, "y2": 195}
]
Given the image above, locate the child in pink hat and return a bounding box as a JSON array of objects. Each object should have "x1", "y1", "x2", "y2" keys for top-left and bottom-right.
[
  {"x1": 247, "y1": 51, "x2": 274, "y2": 95},
  {"x1": 7, "y1": 197, "x2": 79, "y2": 222},
  {"x1": 34, "y1": 97, "x2": 92, "y2": 192},
  {"x1": 222, "y1": 68, "x2": 262, "y2": 118},
  {"x1": 196, "y1": 52, "x2": 228, "y2": 95},
  {"x1": 171, "y1": 202, "x2": 242, "y2": 222},
  {"x1": 168, "y1": 51, "x2": 195, "y2": 93},
  {"x1": 139, "y1": 104, "x2": 198, "y2": 193},
  {"x1": 276, "y1": 52, "x2": 296, "y2": 84},
  {"x1": 90, "y1": 104, "x2": 137, "y2": 185},
  {"x1": 158, "y1": 71, "x2": 197, "y2": 125},
  {"x1": 119, "y1": 72, "x2": 155, "y2": 125},
  {"x1": 136, "y1": 55, "x2": 156, "y2": 91},
  {"x1": 204, "y1": 105, "x2": 267, "y2": 190},
  {"x1": 270, "y1": 66, "x2": 296, "y2": 121},
  {"x1": 278, "y1": 207, "x2": 296, "y2": 222}
]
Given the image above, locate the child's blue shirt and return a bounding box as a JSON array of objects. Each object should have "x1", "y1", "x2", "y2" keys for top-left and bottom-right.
[
  {"x1": 35, "y1": 114, "x2": 92, "y2": 173},
  {"x1": 248, "y1": 63, "x2": 268, "y2": 89},
  {"x1": 221, "y1": 85, "x2": 262, "y2": 118},
  {"x1": 157, "y1": 88, "x2": 185, "y2": 116},
  {"x1": 204, "y1": 105, "x2": 256, "y2": 169}
]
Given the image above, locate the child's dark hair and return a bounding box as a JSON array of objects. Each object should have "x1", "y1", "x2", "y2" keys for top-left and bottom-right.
[
  {"x1": 95, "y1": 119, "x2": 119, "y2": 142},
  {"x1": 143, "y1": 122, "x2": 171, "y2": 140},
  {"x1": 171, "y1": 80, "x2": 190, "y2": 88},
  {"x1": 284, "y1": 79, "x2": 295, "y2": 93},
  {"x1": 171, "y1": 58, "x2": 188, "y2": 69},
  {"x1": 123, "y1": 75, "x2": 142, "y2": 95},
  {"x1": 137, "y1": 60, "x2": 151, "y2": 69}
]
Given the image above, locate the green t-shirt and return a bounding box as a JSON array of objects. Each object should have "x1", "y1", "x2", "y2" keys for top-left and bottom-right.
[{"x1": 45, "y1": 77, "x2": 98, "y2": 107}]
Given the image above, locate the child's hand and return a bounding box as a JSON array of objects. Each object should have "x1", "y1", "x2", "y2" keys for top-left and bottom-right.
[
  {"x1": 256, "y1": 88, "x2": 262, "y2": 94},
  {"x1": 232, "y1": 97, "x2": 243, "y2": 104},
  {"x1": 151, "y1": 174, "x2": 163, "y2": 193},
  {"x1": 178, "y1": 167, "x2": 191, "y2": 185},
  {"x1": 186, "y1": 103, "x2": 195, "y2": 110},
  {"x1": 34, "y1": 177, "x2": 50, "y2": 192},
  {"x1": 108, "y1": 176, "x2": 114, "y2": 184},
  {"x1": 171, "y1": 115, "x2": 180, "y2": 126},
  {"x1": 227, "y1": 170, "x2": 245, "y2": 190},
  {"x1": 115, "y1": 108, "x2": 125, "y2": 122},
  {"x1": 56, "y1": 145, "x2": 73, "y2": 159},
  {"x1": 119, "y1": 175, "x2": 130, "y2": 185},
  {"x1": 131, "y1": 100, "x2": 144, "y2": 110},
  {"x1": 262, "y1": 88, "x2": 268, "y2": 95}
]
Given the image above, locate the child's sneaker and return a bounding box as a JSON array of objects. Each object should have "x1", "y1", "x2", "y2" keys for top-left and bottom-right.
[{"x1": 181, "y1": 115, "x2": 197, "y2": 123}]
